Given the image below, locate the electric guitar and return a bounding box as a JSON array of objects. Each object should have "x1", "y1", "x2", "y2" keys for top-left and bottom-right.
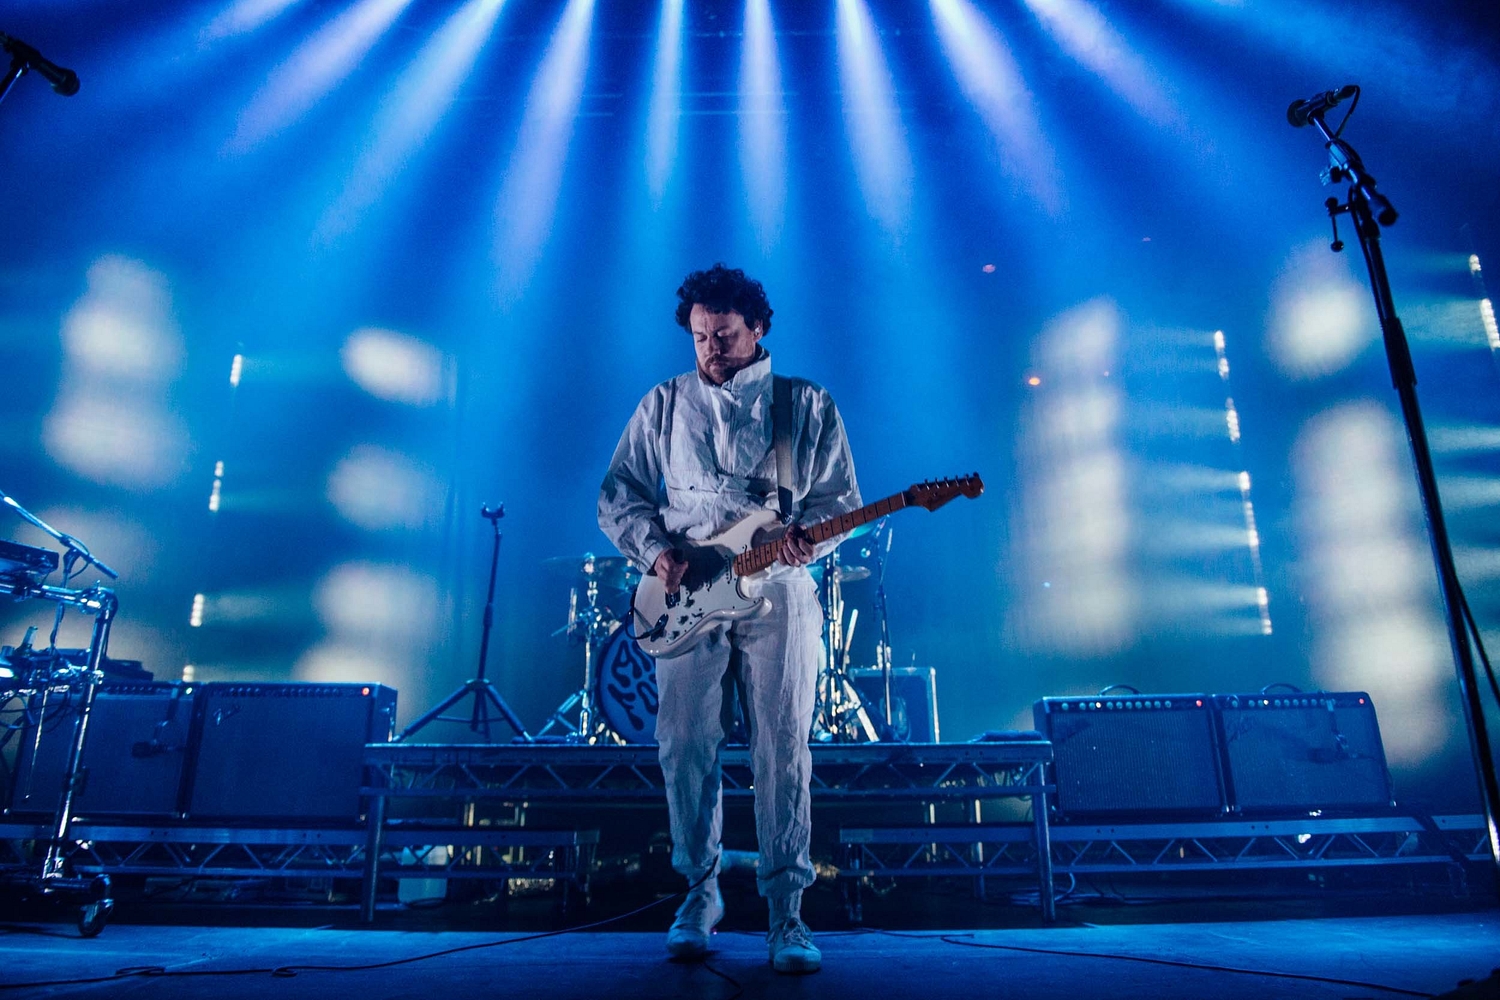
[{"x1": 631, "y1": 474, "x2": 984, "y2": 658}]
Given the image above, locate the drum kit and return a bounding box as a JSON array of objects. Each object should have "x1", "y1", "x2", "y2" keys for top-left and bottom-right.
[{"x1": 536, "y1": 521, "x2": 904, "y2": 745}]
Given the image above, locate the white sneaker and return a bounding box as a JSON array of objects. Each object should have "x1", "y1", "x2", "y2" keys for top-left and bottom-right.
[
  {"x1": 665, "y1": 883, "x2": 724, "y2": 960},
  {"x1": 768, "y1": 916, "x2": 822, "y2": 974}
]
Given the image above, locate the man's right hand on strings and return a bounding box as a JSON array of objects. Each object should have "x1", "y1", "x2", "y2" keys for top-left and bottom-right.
[{"x1": 654, "y1": 548, "x2": 689, "y2": 594}]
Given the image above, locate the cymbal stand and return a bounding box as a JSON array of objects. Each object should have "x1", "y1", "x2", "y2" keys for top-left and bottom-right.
[
  {"x1": 399, "y1": 504, "x2": 531, "y2": 743},
  {"x1": 537, "y1": 559, "x2": 614, "y2": 742},
  {"x1": 866, "y1": 520, "x2": 901, "y2": 739},
  {"x1": 812, "y1": 550, "x2": 880, "y2": 742}
]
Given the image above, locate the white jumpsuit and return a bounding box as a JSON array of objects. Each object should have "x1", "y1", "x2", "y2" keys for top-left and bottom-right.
[{"x1": 598, "y1": 350, "x2": 861, "y2": 899}]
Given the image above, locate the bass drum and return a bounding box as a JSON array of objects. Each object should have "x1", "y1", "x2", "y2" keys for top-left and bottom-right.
[{"x1": 595, "y1": 622, "x2": 659, "y2": 744}]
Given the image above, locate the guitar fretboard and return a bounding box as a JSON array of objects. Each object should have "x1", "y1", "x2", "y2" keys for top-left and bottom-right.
[{"x1": 732, "y1": 491, "x2": 908, "y2": 577}]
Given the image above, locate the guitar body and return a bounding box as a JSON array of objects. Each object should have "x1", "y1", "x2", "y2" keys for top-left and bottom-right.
[
  {"x1": 632, "y1": 509, "x2": 781, "y2": 658},
  {"x1": 628, "y1": 474, "x2": 984, "y2": 659}
]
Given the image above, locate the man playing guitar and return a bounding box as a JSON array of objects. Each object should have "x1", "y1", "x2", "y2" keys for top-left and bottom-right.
[{"x1": 598, "y1": 264, "x2": 861, "y2": 974}]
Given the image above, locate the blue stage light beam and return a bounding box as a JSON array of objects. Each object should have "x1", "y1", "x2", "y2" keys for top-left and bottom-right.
[
  {"x1": 929, "y1": 0, "x2": 1062, "y2": 215},
  {"x1": 315, "y1": 0, "x2": 507, "y2": 243},
  {"x1": 1018, "y1": 0, "x2": 1178, "y2": 129},
  {"x1": 228, "y1": 0, "x2": 416, "y2": 153},
  {"x1": 739, "y1": 0, "x2": 787, "y2": 253},
  {"x1": 1158, "y1": 0, "x2": 1500, "y2": 128},
  {"x1": 835, "y1": 0, "x2": 913, "y2": 238},
  {"x1": 201, "y1": 0, "x2": 307, "y2": 43},
  {"x1": 645, "y1": 0, "x2": 685, "y2": 207},
  {"x1": 492, "y1": 0, "x2": 596, "y2": 299}
]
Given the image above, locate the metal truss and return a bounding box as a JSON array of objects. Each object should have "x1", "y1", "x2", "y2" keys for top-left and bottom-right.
[
  {"x1": 359, "y1": 742, "x2": 1058, "y2": 923},
  {"x1": 839, "y1": 814, "x2": 1491, "y2": 881},
  {"x1": 362, "y1": 741, "x2": 1053, "y2": 802},
  {"x1": 0, "y1": 822, "x2": 597, "y2": 885}
]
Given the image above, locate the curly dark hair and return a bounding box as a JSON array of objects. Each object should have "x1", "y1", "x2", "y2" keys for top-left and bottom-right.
[{"x1": 674, "y1": 263, "x2": 774, "y2": 336}]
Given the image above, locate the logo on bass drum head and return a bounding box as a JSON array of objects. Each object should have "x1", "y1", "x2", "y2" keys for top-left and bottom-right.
[{"x1": 596, "y1": 623, "x2": 659, "y2": 743}]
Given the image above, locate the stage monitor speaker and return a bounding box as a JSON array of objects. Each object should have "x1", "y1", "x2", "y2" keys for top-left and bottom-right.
[
  {"x1": 849, "y1": 666, "x2": 940, "y2": 743},
  {"x1": 1214, "y1": 692, "x2": 1393, "y2": 814},
  {"x1": 1033, "y1": 694, "x2": 1226, "y2": 819},
  {"x1": 185, "y1": 683, "x2": 397, "y2": 823},
  {"x1": 5, "y1": 682, "x2": 195, "y2": 819}
]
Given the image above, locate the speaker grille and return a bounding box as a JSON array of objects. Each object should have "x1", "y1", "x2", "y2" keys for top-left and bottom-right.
[
  {"x1": 1216, "y1": 694, "x2": 1391, "y2": 813},
  {"x1": 1036, "y1": 697, "x2": 1224, "y2": 817}
]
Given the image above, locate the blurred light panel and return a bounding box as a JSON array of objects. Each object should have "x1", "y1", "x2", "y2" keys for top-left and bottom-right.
[
  {"x1": 1482, "y1": 298, "x2": 1499, "y2": 350},
  {"x1": 1431, "y1": 424, "x2": 1500, "y2": 456},
  {"x1": 493, "y1": 0, "x2": 597, "y2": 297},
  {"x1": 341, "y1": 327, "x2": 450, "y2": 406},
  {"x1": 60, "y1": 257, "x2": 183, "y2": 383},
  {"x1": 1018, "y1": 0, "x2": 1176, "y2": 127},
  {"x1": 327, "y1": 445, "x2": 446, "y2": 531},
  {"x1": 929, "y1": 0, "x2": 1061, "y2": 213},
  {"x1": 739, "y1": 0, "x2": 787, "y2": 252},
  {"x1": 1267, "y1": 239, "x2": 1375, "y2": 378},
  {"x1": 316, "y1": 0, "x2": 507, "y2": 242},
  {"x1": 200, "y1": 0, "x2": 306, "y2": 43},
  {"x1": 1455, "y1": 546, "x2": 1500, "y2": 581},
  {"x1": 312, "y1": 561, "x2": 439, "y2": 644},
  {"x1": 298, "y1": 561, "x2": 441, "y2": 695},
  {"x1": 1434, "y1": 476, "x2": 1500, "y2": 513},
  {"x1": 1398, "y1": 296, "x2": 1498, "y2": 347},
  {"x1": 1012, "y1": 299, "x2": 1133, "y2": 654},
  {"x1": 229, "y1": 0, "x2": 416, "y2": 153},
  {"x1": 644, "y1": 0, "x2": 685, "y2": 205},
  {"x1": 294, "y1": 641, "x2": 402, "y2": 689},
  {"x1": 836, "y1": 0, "x2": 913, "y2": 237},
  {"x1": 1295, "y1": 401, "x2": 1451, "y2": 765},
  {"x1": 45, "y1": 257, "x2": 189, "y2": 489}
]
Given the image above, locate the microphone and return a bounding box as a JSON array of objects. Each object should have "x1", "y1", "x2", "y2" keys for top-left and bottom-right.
[
  {"x1": 1287, "y1": 85, "x2": 1356, "y2": 128},
  {"x1": 0, "y1": 32, "x2": 80, "y2": 96}
]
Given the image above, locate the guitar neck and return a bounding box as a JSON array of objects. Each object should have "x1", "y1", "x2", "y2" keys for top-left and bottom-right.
[{"x1": 733, "y1": 491, "x2": 908, "y2": 576}]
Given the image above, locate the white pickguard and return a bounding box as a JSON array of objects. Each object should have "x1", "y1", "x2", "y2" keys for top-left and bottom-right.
[{"x1": 632, "y1": 508, "x2": 781, "y2": 658}]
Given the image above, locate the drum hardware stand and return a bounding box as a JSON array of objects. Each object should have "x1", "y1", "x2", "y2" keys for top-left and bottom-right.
[
  {"x1": 1293, "y1": 88, "x2": 1500, "y2": 887},
  {"x1": 0, "y1": 488, "x2": 117, "y2": 935},
  {"x1": 812, "y1": 548, "x2": 881, "y2": 743},
  {"x1": 399, "y1": 504, "x2": 532, "y2": 743},
  {"x1": 866, "y1": 520, "x2": 901, "y2": 739},
  {"x1": 536, "y1": 556, "x2": 615, "y2": 743}
]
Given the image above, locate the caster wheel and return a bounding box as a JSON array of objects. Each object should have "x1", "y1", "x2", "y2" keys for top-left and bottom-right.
[
  {"x1": 78, "y1": 899, "x2": 112, "y2": 937},
  {"x1": 78, "y1": 875, "x2": 114, "y2": 937}
]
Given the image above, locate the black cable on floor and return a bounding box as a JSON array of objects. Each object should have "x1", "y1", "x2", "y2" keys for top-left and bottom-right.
[
  {"x1": 927, "y1": 932, "x2": 1434, "y2": 997},
  {"x1": 0, "y1": 873, "x2": 743, "y2": 994}
]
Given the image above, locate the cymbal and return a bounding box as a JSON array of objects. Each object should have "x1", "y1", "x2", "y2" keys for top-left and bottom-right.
[
  {"x1": 542, "y1": 553, "x2": 640, "y2": 591},
  {"x1": 808, "y1": 563, "x2": 871, "y2": 584}
]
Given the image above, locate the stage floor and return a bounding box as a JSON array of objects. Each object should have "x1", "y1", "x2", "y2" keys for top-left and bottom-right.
[{"x1": 2, "y1": 911, "x2": 1495, "y2": 998}]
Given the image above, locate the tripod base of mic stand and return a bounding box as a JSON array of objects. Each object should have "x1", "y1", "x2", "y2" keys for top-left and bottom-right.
[{"x1": 398, "y1": 677, "x2": 533, "y2": 743}]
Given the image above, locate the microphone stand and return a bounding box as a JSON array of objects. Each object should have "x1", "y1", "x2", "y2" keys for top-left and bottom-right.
[
  {"x1": 1300, "y1": 109, "x2": 1500, "y2": 887},
  {"x1": 398, "y1": 504, "x2": 532, "y2": 742},
  {"x1": 0, "y1": 52, "x2": 25, "y2": 106}
]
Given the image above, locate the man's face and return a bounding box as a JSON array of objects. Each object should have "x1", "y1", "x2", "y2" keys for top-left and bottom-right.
[{"x1": 690, "y1": 303, "x2": 764, "y2": 386}]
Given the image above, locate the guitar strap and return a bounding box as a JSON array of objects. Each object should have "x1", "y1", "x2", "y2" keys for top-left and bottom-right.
[{"x1": 772, "y1": 374, "x2": 793, "y2": 521}]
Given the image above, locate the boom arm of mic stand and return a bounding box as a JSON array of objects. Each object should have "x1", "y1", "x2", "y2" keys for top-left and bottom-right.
[
  {"x1": 0, "y1": 490, "x2": 119, "y2": 579},
  {"x1": 1311, "y1": 114, "x2": 1398, "y2": 227}
]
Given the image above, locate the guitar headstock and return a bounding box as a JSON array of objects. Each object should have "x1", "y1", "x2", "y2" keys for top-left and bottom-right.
[{"x1": 906, "y1": 473, "x2": 985, "y2": 512}]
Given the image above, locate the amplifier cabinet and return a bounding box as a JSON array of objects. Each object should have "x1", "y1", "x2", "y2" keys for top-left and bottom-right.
[
  {"x1": 1214, "y1": 692, "x2": 1392, "y2": 815},
  {"x1": 184, "y1": 683, "x2": 397, "y2": 823},
  {"x1": 5, "y1": 682, "x2": 195, "y2": 819},
  {"x1": 1033, "y1": 695, "x2": 1226, "y2": 820},
  {"x1": 849, "y1": 666, "x2": 940, "y2": 743}
]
